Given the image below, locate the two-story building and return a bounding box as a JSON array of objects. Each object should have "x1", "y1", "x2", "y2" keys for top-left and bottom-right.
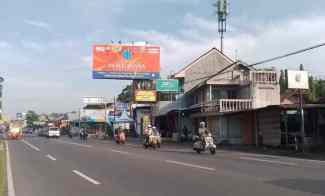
[{"x1": 154, "y1": 48, "x2": 281, "y2": 146}]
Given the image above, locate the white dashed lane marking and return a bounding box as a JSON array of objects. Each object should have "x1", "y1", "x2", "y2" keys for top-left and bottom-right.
[
  {"x1": 239, "y1": 157, "x2": 298, "y2": 166},
  {"x1": 22, "y1": 140, "x2": 41, "y2": 151},
  {"x1": 72, "y1": 170, "x2": 101, "y2": 185},
  {"x1": 46, "y1": 154, "x2": 57, "y2": 161},
  {"x1": 165, "y1": 160, "x2": 216, "y2": 171}
]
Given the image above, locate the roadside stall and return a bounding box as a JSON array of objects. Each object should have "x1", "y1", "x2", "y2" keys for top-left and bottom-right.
[{"x1": 110, "y1": 111, "x2": 134, "y2": 136}]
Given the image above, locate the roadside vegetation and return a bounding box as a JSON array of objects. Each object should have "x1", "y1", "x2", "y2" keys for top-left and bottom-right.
[{"x1": 0, "y1": 141, "x2": 5, "y2": 196}]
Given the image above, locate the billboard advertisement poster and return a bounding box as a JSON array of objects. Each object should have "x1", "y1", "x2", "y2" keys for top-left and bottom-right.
[
  {"x1": 116, "y1": 102, "x2": 128, "y2": 112},
  {"x1": 81, "y1": 109, "x2": 106, "y2": 123},
  {"x1": 287, "y1": 70, "x2": 309, "y2": 89},
  {"x1": 92, "y1": 44, "x2": 160, "y2": 80},
  {"x1": 134, "y1": 90, "x2": 157, "y2": 102},
  {"x1": 83, "y1": 97, "x2": 105, "y2": 105},
  {"x1": 156, "y1": 79, "x2": 179, "y2": 92}
]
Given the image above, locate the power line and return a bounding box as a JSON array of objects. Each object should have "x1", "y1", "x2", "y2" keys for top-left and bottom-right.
[
  {"x1": 248, "y1": 42, "x2": 325, "y2": 67},
  {"x1": 183, "y1": 42, "x2": 325, "y2": 85}
]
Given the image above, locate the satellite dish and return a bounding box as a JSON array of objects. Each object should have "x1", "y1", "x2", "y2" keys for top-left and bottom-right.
[{"x1": 0, "y1": 77, "x2": 4, "y2": 83}]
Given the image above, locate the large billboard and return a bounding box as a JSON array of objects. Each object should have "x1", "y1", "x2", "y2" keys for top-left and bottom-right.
[{"x1": 92, "y1": 44, "x2": 160, "y2": 80}]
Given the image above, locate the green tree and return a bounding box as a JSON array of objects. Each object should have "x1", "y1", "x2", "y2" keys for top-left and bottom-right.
[
  {"x1": 299, "y1": 64, "x2": 304, "y2": 71},
  {"x1": 117, "y1": 85, "x2": 132, "y2": 103},
  {"x1": 308, "y1": 76, "x2": 317, "y2": 103},
  {"x1": 306, "y1": 77, "x2": 325, "y2": 103},
  {"x1": 279, "y1": 69, "x2": 288, "y2": 93},
  {"x1": 26, "y1": 110, "x2": 39, "y2": 127}
]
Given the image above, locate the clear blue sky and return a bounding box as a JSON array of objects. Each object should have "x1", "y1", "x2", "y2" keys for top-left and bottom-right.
[{"x1": 1, "y1": 0, "x2": 325, "y2": 117}]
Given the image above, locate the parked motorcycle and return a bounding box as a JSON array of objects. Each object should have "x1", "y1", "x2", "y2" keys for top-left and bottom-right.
[{"x1": 193, "y1": 133, "x2": 216, "y2": 154}]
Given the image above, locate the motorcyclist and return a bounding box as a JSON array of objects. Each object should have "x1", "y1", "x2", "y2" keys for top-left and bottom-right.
[
  {"x1": 198, "y1": 121, "x2": 209, "y2": 147},
  {"x1": 144, "y1": 125, "x2": 153, "y2": 145}
]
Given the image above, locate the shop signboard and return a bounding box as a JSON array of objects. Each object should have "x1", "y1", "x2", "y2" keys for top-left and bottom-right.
[
  {"x1": 156, "y1": 79, "x2": 179, "y2": 92},
  {"x1": 134, "y1": 90, "x2": 157, "y2": 102},
  {"x1": 115, "y1": 102, "x2": 128, "y2": 111},
  {"x1": 83, "y1": 97, "x2": 105, "y2": 105}
]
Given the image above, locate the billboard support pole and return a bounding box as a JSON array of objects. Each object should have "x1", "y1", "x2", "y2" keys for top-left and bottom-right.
[
  {"x1": 114, "y1": 96, "x2": 116, "y2": 122},
  {"x1": 299, "y1": 89, "x2": 305, "y2": 152},
  {"x1": 299, "y1": 64, "x2": 305, "y2": 152}
]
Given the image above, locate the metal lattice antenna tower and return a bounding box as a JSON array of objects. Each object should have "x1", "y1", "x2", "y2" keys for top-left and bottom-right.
[{"x1": 215, "y1": 0, "x2": 229, "y2": 53}]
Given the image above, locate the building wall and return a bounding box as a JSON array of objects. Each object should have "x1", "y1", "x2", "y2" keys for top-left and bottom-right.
[
  {"x1": 135, "y1": 108, "x2": 151, "y2": 136},
  {"x1": 252, "y1": 83, "x2": 280, "y2": 109},
  {"x1": 237, "y1": 85, "x2": 251, "y2": 99},
  {"x1": 207, "y1": 116, "x2": 218, "y2": 136},
  {"x1": 216, "y1": 115, "x2": 242, "y2": 144},
  {"x1": 257, "y1": 108, "x2": 281, "y2": 146},
  {"x1": 184, "y1": 49, "x2": 232, "y2": 93},
  {"x1": 240, "y1": 112, "x2": 255, "y2": 145},
  {"x1": 182, "y1": 116, "x2": 195, "y2": 136}
]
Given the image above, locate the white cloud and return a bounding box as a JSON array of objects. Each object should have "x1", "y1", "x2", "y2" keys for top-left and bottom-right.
[
  {"x1": 24, "y1": 19, "x2": 51, "y2": 30},
  {"x1": 125, "y1": 14, "x2": 325, "y2": 76}
]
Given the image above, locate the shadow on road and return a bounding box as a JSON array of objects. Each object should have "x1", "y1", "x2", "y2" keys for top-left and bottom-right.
[{"x1": 267, "y1": 178, "x2": 325, "y2": 195}]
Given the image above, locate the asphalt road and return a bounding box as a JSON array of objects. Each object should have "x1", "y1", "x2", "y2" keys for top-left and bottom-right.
[{"x1": 7, "y1": 136, "x2": 325, "y2": 196}]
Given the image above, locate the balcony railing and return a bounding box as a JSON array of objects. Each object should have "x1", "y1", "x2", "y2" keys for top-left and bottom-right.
[
  {"x1": 250, "y1": 71, "x2": 277, "y2": 84},
  {"x1": 199, "y1": 99, "x2": 253, "y2": 113},
  {"x1": 219, "y1": 99, "x2": 252, "y2": 113},
  {"x1": 208, "y1": 70, "x2": 277, "y2": 86}
]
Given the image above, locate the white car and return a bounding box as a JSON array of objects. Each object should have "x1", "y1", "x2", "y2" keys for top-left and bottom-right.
[{"x1": 47, "y1": 127, "x2": 60, "y2": 138}]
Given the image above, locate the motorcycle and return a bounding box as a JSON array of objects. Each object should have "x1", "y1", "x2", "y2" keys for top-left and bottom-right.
[
  {"x1": 143, "y1": 134, "x2": 161, "y2": 149},
  {"x1": 193, "y1": 133, "x2": 216, "y2": 154},
  {"x1": 115, "y1": 131, "x2": 126, "y2": 144}
]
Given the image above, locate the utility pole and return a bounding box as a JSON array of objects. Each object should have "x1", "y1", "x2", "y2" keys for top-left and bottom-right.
[{"x1": 215, "y1": 0, "x2": 229, "y2": 53}]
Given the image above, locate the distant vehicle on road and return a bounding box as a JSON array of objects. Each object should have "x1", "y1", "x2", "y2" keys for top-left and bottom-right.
[
  {"x1": 8, "y1": 121, "x2": 23, "y2": 140},
  {"x1": 36, "y1": 126, "x2": 48, "y2": 137},
  {"x1": 23, "y1": 128, "x2": 33, "y2": 135},
  {"x1": 47, "y1": 127, "x2": 60, "y2": 138}
]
